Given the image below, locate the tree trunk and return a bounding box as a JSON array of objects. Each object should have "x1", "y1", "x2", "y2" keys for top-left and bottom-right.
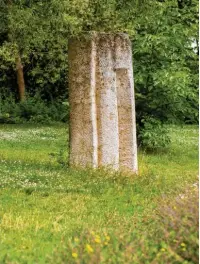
[
  {"x1": 16, "y1": 54, "x2": 25, "y2": 101},
  {"x1": 7, "y1": 0, "x2": 26, "y2": 101}
]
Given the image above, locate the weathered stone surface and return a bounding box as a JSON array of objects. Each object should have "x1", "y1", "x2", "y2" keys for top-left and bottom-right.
[{"x1": 68, "y1": 33, "x2": 138, "y2": 172}]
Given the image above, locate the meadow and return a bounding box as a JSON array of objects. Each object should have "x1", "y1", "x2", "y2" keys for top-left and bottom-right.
[{"x1": 0, "y1": 124, "x2": 198, "y2": 263}]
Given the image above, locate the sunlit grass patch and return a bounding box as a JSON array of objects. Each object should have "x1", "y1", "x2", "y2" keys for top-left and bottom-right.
[{"x1": 0, "y1": 124, "x2": 69, "y2": 165}]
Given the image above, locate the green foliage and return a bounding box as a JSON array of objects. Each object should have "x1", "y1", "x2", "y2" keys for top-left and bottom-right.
[
  {"x1": 138, "y1": 116, "x2": 171, "y2": 150},
  {"x1": 0, "y1": 0, "x2": 198, "y2": 140},
  {"x1": 133, "y1": 0, "x2": 198, "y2": 124},
  {"x1": 0, "y1": 94, "x2": 69, "y2": 124}
]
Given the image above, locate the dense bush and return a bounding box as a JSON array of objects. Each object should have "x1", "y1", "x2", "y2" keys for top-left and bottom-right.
[
  {"x1": 0, "y1": 94, "x2": 69, "y2": 124},
  {"x1": 0, "y1": 93, "x2": 171, "y2": 150},
  {"x1": 138, "y1": 116, "x2": 171, "y2": 150}
]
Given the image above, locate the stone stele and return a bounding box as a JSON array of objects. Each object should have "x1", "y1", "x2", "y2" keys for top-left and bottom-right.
[{"x1": 68, "y1": 32, "x2": 138, "y2": 172}]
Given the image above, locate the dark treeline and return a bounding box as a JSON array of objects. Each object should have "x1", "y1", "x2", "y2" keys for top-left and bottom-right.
[{"x1": 0, "y1": 0, "x2": 198, "y2": 148}]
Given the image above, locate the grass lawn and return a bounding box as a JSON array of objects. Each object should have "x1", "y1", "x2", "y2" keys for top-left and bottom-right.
[{"x1": 0, "y1": 124, "x2": 198, "y2": 263}]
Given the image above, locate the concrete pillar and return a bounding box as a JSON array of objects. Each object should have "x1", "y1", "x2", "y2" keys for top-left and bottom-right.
[{"x1": 68, "y1": 33, "x2": 138, "y2": 172}]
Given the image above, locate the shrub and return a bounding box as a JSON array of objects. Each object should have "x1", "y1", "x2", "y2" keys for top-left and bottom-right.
[
  {"x1": 0, "y1": 94, "x2": 69, "y2": 124},
  {"x1": 138, "y1": 116, "x2": 171, "y2": 150}
]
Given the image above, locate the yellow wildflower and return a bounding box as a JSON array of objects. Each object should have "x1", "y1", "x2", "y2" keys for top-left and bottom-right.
[
  {"x1": 105, "y1": 235, "x2": 110, "y2": 241},
  {"x1": 160, "y1": 248, "x2": 166, "y2": 252},
  {"x1": 181, "y1": 243, "x2": 186, "y2": 247},
  {"x1": 94, "y1": 236, "x2": 101, "y2": 243},
  {"x1": 72, "y1": 252, "x2": 78, "y2": 258},
  {"x1": 104, "y1": 242, "x2": 108, "y2": 246},
  {"x1": 91, "y1": 231, "x2": 95, "y2": 236},
  {"x1": 86, "y1": 244, "x2": 94, "y2": 253},
  {"x1": 74, "y1": 237, "x2": 79, "y2": 243}
]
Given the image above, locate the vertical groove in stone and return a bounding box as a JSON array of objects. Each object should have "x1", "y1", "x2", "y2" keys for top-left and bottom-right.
[
  {"x1": 95, "y1": 41, "x2": 102, "y2": 166},
  {"x1": 90, "y1": 39, "x2": 98, "y2": 167}
]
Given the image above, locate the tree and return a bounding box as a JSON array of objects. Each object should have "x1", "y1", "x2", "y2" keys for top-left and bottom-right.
[
  {"x1": 1, "y1": 0, "x2": 33, "y2": 101},
  {"x1": 0, "y1": 0, "x2": 198, "y2": 128},
  {"x1": 132, "y1": 0, "x2": 198, "y2": 124}
]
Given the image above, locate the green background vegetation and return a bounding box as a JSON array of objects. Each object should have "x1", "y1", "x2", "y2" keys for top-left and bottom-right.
[{"x1": 0, "y1": 1, "x2": 198, "y2": 149}]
